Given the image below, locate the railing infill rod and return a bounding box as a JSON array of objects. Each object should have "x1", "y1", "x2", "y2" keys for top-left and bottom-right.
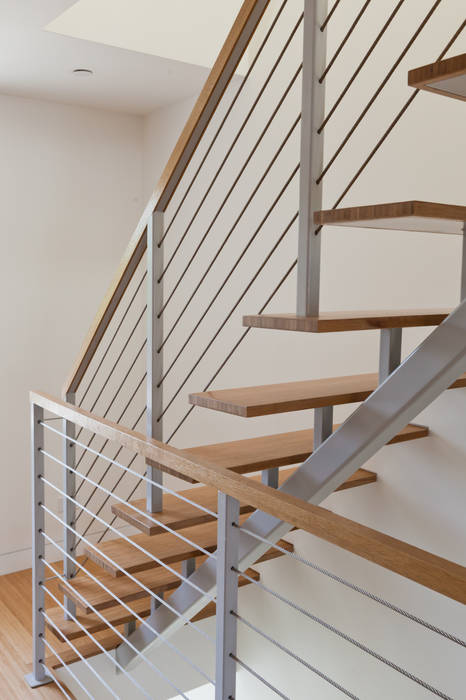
[
  {"x1": 158, "y1": 120, "x2": 301, "y2": 357},
  {"x1": 317, "y1": 0, "x2": 443, "y2": 182},
  {"x1": 158, "y1": 14, "x2": 304, "y2": 286},
  {"x1": 42, "y1": 583, "x2": 182, "y2": 699},
  {"x1": 234, "y1": 570, "x2": 453, "y2": 700},
  {"x1": 40, "y1": 477, "x2": 216, "y2": 602},
  {"x1": 162, "y1": 0, "x2": 289, "y2": 243},
  {"x1": 41, "y1": 420, "x2": 217, "y2": 518},
  {"x1": 41, "y1": 554, "x2": 213, "y2": 689}
]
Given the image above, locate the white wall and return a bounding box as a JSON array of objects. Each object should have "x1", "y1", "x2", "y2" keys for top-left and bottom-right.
[{"x1": 0, "y1": 93, "x2": 144, "y2": 573}]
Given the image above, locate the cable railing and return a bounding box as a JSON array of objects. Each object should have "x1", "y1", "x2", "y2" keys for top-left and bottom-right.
[
  {"x1": 27, "y1": 0, "x2": 466, "y2": 697},
  {"x1": 28, "y1": 391, "x2": 466, "y2": 698}
]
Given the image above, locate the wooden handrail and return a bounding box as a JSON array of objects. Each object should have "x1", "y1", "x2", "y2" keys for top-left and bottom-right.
[
  {"x1": 63, "y1": 0, "x2": 271, "y2": 397},
  {"x1": 32, "y1": 390, "x2": 466, "y2": 604}
]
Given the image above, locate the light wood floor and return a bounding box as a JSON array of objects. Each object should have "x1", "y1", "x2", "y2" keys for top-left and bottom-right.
[{"x1": 0, "y1": 567, "x2": 69, "y2": 698}]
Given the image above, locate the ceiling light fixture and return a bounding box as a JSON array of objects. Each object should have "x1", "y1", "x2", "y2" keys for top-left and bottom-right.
[{"x1": 72, "y1": 68, "x2": 94, "y2": 76}]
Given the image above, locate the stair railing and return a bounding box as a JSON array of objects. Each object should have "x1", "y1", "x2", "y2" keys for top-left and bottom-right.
[
  {"x1": 27, "y1": 0, "x2": 466, "y2": 695},
  {"x1": 28, "y1": 389, "x2": 466, "y2": 698}
]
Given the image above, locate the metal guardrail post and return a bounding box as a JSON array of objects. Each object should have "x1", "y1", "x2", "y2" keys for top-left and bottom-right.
[
  {"x1": 461, "y1": 223, "x2": 466, "y2": 301},
  {"x1": 296, "y1": 0, "x2": 328, "y2": 317},
  {"x1": 146, "y1": 210, "x2": 164, "y2": 513},
  {"x1": 216, "y1": 492, "x2": 240, "y2": 700},
  {"x1": 63, "y1": 392, "x2": 76, "y2": 619},
  {"x1": 25, "y1": 403, "x2": 53, "y2": 688}
]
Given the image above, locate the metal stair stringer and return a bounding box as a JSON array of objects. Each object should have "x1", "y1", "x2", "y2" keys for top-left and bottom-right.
[{"x1": 117, "y1": 299, "x2": 466, "y2": 671}]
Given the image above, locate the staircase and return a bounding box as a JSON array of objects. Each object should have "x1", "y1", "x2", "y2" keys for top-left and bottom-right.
[{"x1": 26, "y1": 3, "x2": 466, "y2": 699}]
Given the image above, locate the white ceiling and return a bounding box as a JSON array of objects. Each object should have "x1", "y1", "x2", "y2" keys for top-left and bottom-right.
[
  {"x1": 46, "y1": 0, "x2": 244, "y2": 69},
  {"x1": 0, "y1": 0, "x2": 216, "y2": 115}
]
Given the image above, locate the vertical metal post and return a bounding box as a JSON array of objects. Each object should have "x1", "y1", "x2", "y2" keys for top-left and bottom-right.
[
  {"x1": 262, "y1": 468, "x2": 279, "y2": 489},
  {"x1": 296, "y1": 0, "x2": 328, "y2": 317},
  {"x1": 216, "y1": 493, "x2": 240, "y2": 700},
  {"x1": 25, "y1": 404, "x2": 52, "y2": 688},
  {"x1": 181, "y1": 558, "x2": 196, "y2": 579},
  {"x1": 314, "y1": 405, "x2": 333, "y2": 449},
  {"x1": 379, "y1": 328, "x2": 402, "y2": 384},
  {"x1": 461, "y1": 223, "x2": 466, "y2": 301},
  {"x1": 63, "y1": 392, "x2": 76, "y2": 620},
  {"x1": 146, "y1": 210, "x2": 164, "y2": 513}
]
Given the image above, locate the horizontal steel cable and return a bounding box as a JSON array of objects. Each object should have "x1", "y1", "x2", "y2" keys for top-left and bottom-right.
[
  {"x1": 158, "y1": 213, "x2": 298, "y2": 421},
  {"x1": 40, "y1": 501, "x2": 215, "y2": 640},
  {"x1": 41, "y1": 540, "x2": 213, "y2": 664},
  {"x1": 320, "y1": 0, "x2": 372, "y2": 83},
  {"x1": 159, "y1": 116, "x2": 301, "y2": 356},
  {"x1": 232, "y1": 654, "x2": 289, "y2": 699},
  {"x1": 235, "y1": 569, "x2": 453, "y2": 700},
  {"x1": 166, "y1": 258, "x2": 297, "y2": 444},
  {"x1": 162, "y1": 0, "x2": 290, "y2": 243},
  {"x1": 233, "y1": 612, "x2": 359, "y2": 699},
  {"x1": 320, "y1": 0, "x2": 343, "y2": 32},
  {"x1": 74, "y1": 342, "x2": 146, "y2": 477},
  {"x1": 331, "y1": 17, "x2": 466, "y2": 209},
  {"x1": 76, "y1": 305, "x2": 146, "y2": 438},
  {"x1": 42, "y1": 610, "x2": 122, "y2": 698},
  {"x1": 40, "y1": 477, "x2": 216, "y2": 603},
  {"x1": 40, "y1": 662, "x2": 75, "y2": 700},
  {"x1": 42, "y1": 557, "x2": 213, "y2": 689},
  {"x1": 317, "y1": 0, "x2": 443, "y2": 182},
  {"x1": 236, "y1": 525, "x2": 466, "y2": 647},
  {"x1": 75, "y1": 408, "x2": 145, "y2": 523},
  {"x1": 41, "y1": 421, "x2": 217, "y2": 518},
  {"x1": 41, "y1": 638, "x2": 96, "y2": 700},
  {"x1": 77, "y1": 270, "x2": 147, "y2": 409},
  {"x1": 159, "y1": 12, "x2": 304, "y2": 283},
  {"x1": 40, "y1": 449, "x2": 216, "y2": 559},
  {"x1": 42, "y1": 590, "x2": 154, "y2": 700},
  {"x1": 159, "y1": 161, "x2": 301, "y2": 384},
  {"x1": 159, "y1": 63, "x2": 302, "y2": 313},
  {"x1": 75, "y1": 371, "x2": 147, "y2": 499},
  {"x1": 318, "y1": 0, "x2": 407, "y2": 132}
]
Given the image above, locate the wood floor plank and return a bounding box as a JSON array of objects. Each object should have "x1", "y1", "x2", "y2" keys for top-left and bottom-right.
[{"x1": 189, "y1": 373, "x2": 466, "y2": 417}]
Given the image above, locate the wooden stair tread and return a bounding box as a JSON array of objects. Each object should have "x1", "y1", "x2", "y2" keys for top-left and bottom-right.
[
  {"x1": 243, "y1": 309, "x2": 452, "y2": 333},
  {"x1": 49, "y1": 570, "x2": 259, "y2": 641},
  {"x1": 314, "y1": 201, "x2": 466, "y2": 235},
  {"x1": 190, "y1": 372, "x2": 466, "y2": 417},
  {"x1": 41, "y1": 628, "x2": 122, "y2": 671},
  {"x1": 408, "y1": 53, "x2": 466, "y2": 102},
  {"x1": 112, "y1": 461, "x2": 380, "y2": 535},
  {"x1": 59, "y1": 562, "x2": 185, "y2": 614},
  {"x1": 84, "y1": 514, "x2": 294, "y2": 577}
]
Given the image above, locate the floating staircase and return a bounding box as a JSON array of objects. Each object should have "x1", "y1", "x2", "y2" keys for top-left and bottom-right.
[{"x1": 26, "y1": 4, "x2": 466, "y2": 691}]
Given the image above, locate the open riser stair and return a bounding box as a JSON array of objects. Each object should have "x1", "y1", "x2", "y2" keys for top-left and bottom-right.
[{"x1": 25, "y1": 1, "x2": 466, "y2": 697}]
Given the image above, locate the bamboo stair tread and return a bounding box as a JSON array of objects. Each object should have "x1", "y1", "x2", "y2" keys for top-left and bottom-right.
[
  {"x1": 40, "y1": 628, "x2": 123, "y2": 671},
  {"x1": 314, "y1": 201, "x2": 466, "y2": 235},
  {"x1": 190, "y1": 371, "x2": 466, "y2": 417},
  {"x1": 49, "y1": 570, "x2": 259, "y2": 641},
  {"x1": 408, "y1": 53, "x2": 466, "y2": 102},
  {"x1": 243, "y1": 309, "x2": 452, "y2": 333},
  {"x1": 112, "y1": 462, "x2": 379, "y2": 535},
  {"x1": 83, "y1": 515, "x2": 294, "y2": 577},
  {"x1": 59, "y1": 562, "x2": 187, "y2": 614}
]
